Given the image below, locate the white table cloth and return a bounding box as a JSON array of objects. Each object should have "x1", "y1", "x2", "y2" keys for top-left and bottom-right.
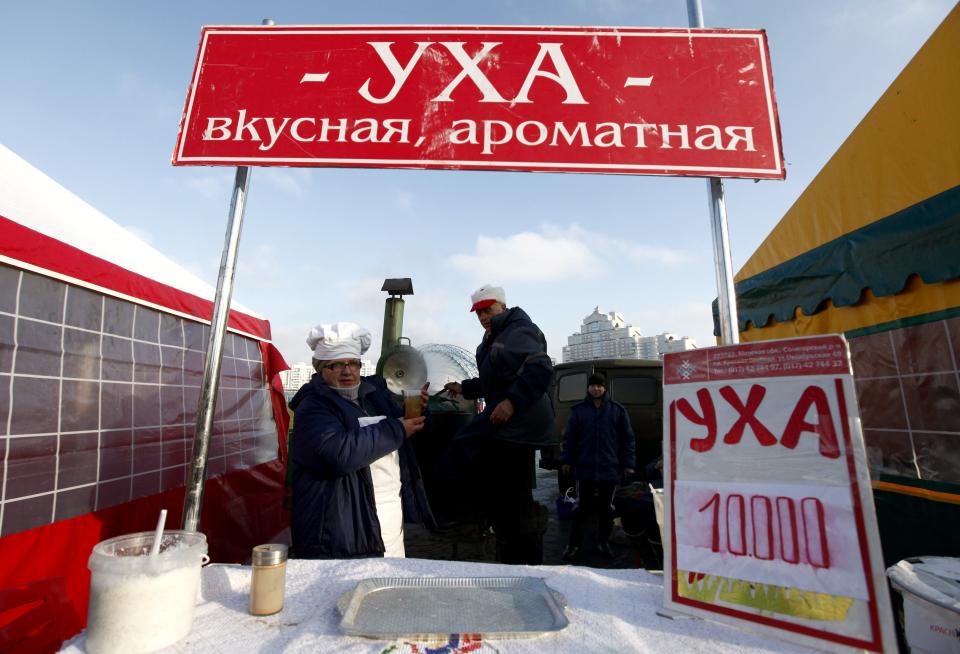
[{"x1": 64, "y1": 557, "x2": 811, "y2": 653}]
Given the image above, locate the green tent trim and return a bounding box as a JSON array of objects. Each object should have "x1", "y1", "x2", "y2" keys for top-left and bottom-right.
[
  {"x1": 844, "y1": 305, "x2": 960, "y2": 339},
  {"x1": 712, "y1": 184, "x2": 960, "y2": 335}
]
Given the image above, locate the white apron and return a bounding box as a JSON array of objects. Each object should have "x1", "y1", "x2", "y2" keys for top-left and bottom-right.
[{"x1": 358, "y1": 416, "x2": 405, "y2": 557}]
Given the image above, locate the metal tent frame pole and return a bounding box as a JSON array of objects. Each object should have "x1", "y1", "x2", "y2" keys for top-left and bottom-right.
[
  {"x1": 182, "y1": 165, "x2": 252, "y2": 532},
  {"x1": 182, "y1": 18, "x2": 272, "y2": 533},
  {"x1": 687, "y1": 0, "x2": 741, "y2": 346}
]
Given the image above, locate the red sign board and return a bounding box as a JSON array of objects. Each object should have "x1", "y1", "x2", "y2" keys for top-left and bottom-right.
[
  {"x1": 173, "y1": 25, "x2": 784, "y2": 178},
  {"x1": 662, "y1": 336, "x2": 895, "y2": 653}
]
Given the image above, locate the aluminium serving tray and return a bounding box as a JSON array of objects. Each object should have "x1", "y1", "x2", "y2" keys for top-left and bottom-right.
[{"x1": 337, "y1": 576, "x2": 569, "y2": 639}]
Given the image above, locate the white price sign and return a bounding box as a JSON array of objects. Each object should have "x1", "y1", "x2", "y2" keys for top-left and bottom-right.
[{"x1": 662, "y1": 335, "x2": 895, "y2": 653}]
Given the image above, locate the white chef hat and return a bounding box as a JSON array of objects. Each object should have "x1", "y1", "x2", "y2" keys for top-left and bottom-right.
[
  {"x1": 469, "y1": 284, "x2": 506, "y2": 312},
  {"x1": 306, "y1": 322, "x2": 372, "y2": 360}
]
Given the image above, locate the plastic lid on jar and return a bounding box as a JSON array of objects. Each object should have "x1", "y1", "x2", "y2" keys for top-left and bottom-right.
[{"x1": 252, "y1": 543, "x2": 288, "y2": 566}]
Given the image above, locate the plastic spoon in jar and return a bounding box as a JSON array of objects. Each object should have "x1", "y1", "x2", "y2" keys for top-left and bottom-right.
[{"x1": 149, "y1": 509, "x2": 167, "y2": 557}]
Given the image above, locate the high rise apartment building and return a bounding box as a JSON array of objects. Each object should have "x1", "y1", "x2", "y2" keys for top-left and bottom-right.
[
  {"x1": 279, "y1": 362, "x2": 314, "y2": 393},
  {"x1": 561, "y1": 307, "x2": 697, "y2": 362}
]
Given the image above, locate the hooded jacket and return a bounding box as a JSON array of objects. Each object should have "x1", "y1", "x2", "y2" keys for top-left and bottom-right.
[
  {"x1": 457, "y1": 306, "x2": 555, "y2": 445},
  {"x1": 289, "y1": 374, "x2": 435, "y2": 559},
  {"x1": 560, "y1": 392, "x2": 636, "y2": 483}
]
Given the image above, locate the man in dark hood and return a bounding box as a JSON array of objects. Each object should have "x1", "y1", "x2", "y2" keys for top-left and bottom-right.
[{"x1": 444, "y1": 284, "x2": 555, "y2": 564}]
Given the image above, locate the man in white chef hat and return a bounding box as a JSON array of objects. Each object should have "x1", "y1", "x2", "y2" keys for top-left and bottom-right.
[{"x1": 289, "y1": 322, "x2": 435, "y2": 559}]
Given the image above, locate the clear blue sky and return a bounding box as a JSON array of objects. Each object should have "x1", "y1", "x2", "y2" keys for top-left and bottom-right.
[{"x1": 1, "y1": 1, "x2": 954, "y2": 364}]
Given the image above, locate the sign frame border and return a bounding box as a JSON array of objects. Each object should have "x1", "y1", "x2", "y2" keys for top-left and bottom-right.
[{"x1": 172, "y1": 24, "x2": 785, "y2": 179}]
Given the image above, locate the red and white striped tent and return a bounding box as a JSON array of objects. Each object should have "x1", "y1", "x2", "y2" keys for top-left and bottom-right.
[{"x1": 0, "y1": 143, "x2": 290, "y2": 625}]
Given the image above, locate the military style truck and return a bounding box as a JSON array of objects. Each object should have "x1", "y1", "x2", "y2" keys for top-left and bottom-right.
[{"x1": 540, "y1": 358, "x2": 663, "y2": 491}]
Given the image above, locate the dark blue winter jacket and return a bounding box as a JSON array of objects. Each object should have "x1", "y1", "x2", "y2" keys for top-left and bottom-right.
[
  {"x1": 456, "y1": 306, "x2": 555, "y2": 445},
  {"x1": 289, "y1": 374, "x2": 435, "y2": 559},
  {"x1": 560, "y1": 393, "x2": 636, "y2": 483}
]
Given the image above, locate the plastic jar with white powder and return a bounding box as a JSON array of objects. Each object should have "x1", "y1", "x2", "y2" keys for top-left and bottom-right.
[{"x1": 85, "y1": 530, "x2": 207, "y2": 654}]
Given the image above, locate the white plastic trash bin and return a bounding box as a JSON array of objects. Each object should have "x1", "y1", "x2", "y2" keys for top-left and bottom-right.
[{"x1": 886, "y1": 556, "x2": 960, "y2": 654}]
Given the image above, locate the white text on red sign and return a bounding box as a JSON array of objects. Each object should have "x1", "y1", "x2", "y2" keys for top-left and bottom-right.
[{"x1": 173, "y1": 27, "x2": 784, "y2": 177}]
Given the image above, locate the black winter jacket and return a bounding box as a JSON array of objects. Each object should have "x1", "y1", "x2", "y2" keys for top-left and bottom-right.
[
  {"x1": 457, "y1": 307, "x2": 555, "y2": 445},
  {"x1": 560, "y1": 393, "x2": 636, "y2": 483},
  {"x1": 289, "y1": 375, "x2": 435, "y2": 559}
]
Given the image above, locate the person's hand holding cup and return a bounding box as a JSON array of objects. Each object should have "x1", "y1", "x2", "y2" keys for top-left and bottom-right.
[{"x1": 399, "y1": 416, "x2": 425, "y2": 438}]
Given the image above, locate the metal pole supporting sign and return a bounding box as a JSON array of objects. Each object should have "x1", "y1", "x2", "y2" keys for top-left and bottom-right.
[
  {"x1": 182, "y1": 18, "x2": 272, "y2": 533},
  {"x1": 687, "y1": 0, "x2": 741, "y2": 346}
]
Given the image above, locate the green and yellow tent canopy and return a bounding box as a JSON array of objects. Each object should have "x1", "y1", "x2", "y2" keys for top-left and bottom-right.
[{"x1": 716, "y1": 4, "x2": 960, "y2": 341}]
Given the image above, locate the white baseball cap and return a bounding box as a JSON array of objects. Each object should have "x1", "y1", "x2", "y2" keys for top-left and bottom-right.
[{"x1": 469, "y1": 284, "x2": 506, "y2": 312}]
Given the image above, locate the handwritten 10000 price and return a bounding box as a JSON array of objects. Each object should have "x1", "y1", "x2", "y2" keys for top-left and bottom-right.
[{"x1": 697, "y1": 492, "x2": 831, "y2": 569}]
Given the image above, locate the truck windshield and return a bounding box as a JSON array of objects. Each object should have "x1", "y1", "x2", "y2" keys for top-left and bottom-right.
[{"x1": 610, "y1": 377, "x2": 657, "y2": 405}]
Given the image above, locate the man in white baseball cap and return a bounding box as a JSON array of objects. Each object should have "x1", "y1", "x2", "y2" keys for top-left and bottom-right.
[
  {"x1": 443, "y1": 285, "x2": 556, "y2": 564},
  {"x1": 468, "y1": 284, "x2": 507, "y2": 334}
]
